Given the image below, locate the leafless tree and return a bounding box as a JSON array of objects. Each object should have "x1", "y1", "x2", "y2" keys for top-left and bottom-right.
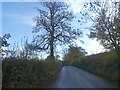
[{"x1": 32, "y1": 2, "x2": 82, "y2": 60}]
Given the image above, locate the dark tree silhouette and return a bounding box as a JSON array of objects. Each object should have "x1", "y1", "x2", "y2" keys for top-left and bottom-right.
[
  {"x1": 0, "y1": 34, "x2": 11, "y2": 47},
  {"x1": 79, "y1": 1, "x2": 120, "y2": 56},
  {"x1": 0, "y1": 34, "x2": 11, "y2": 58},
  {"x1": 32, "y1": 2, "x2": 82, "y2": 60}
]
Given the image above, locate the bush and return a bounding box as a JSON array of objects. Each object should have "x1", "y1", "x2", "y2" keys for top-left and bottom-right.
[{"x1": 2, "y1": 57, "x2": 62, "y2": 88}]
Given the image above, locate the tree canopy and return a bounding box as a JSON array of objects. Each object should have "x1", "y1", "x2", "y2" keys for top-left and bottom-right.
[
  {"x1": 64, "y1": 46, "x2": 87, "y2": 61},
  {"x1": 79, "y1": 1, "x2": 120, "y2": 56},
  {"x1": 32, "y1": 2, "x2": 82, "y2": 59}
]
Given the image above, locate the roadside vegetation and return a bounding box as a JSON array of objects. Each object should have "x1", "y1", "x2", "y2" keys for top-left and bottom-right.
[
  {"x1": 66, "y1": 1, "x2": 120, "y2": 86},
  {"x1": 1, "y1": 1, "x2": 120, "y2": 88},
  {"x1": 2, "y1": 57, "x2": 62, "y2": 88},
  {"x1": 63, "y1": 47, "x2": 119, "y2": 85}
]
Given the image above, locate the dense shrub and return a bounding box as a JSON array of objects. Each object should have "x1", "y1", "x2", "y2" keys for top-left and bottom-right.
[{"x1": 2, "y1": 57, "x2": 62, "y2": 88}]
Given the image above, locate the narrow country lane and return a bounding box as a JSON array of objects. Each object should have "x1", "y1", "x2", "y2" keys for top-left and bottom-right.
[{"x1": 50, "y1": 66, "x2": 117, "y2": 88}]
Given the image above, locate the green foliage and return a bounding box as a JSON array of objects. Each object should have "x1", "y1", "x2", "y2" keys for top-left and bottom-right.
[
  {"x1": 79, "y1": 2, "x2": 120, "y2": 57},
  {"x1": 63, "y1": 46, "x2": 87, "y2": 65},
  {"x1": 87, "y1": 2, "x2": 120, "y2": 55},
  {"x1": 64, "y1": 50, "x2": 119, "y2": 85},
  {"x1": 2, "y1": 58, "x2": 62, "y2": 88}
]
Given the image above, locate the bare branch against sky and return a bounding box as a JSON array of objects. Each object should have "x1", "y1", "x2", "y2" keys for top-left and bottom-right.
[{"x1": 1, "y1": 0, "x2": 113, "y2": 56}]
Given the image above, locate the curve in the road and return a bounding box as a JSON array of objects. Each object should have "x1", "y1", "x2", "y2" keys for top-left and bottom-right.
[{"x1": 50, "y1": 66, "x2": 117, "y2": 88}]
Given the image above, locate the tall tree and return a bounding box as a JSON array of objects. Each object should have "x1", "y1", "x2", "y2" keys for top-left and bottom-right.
[
  {"x1": 79, "y1": 1, "x2": 120, "y2": 56},
  {"x1": 32, "y1": 2, "x2": 82, "y2": 59}
]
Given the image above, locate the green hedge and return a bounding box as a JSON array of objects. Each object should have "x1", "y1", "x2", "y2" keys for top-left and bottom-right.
[
  {"x1": 2, "y1": 57, "x2": 62, "y2": 88},
  {"x1": 63, "y1": 51, "x2": 119, "y2": 85}
]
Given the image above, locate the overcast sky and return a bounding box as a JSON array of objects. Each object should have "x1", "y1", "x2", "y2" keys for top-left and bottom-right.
[{"x1": 2, "y1": 1, "x2": 106, "y2": 58}]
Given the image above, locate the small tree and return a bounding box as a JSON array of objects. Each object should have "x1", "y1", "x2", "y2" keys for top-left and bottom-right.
[{"x1": 32, "y1": 2, "x2": 82, "y2": 60}]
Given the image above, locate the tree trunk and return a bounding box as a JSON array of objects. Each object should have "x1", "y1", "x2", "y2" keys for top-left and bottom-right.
[
  {"x1": 50, "y1": 24, "x2": 55, "y2": 60},
  {"x1": 50, "y1": 40, "x2": 54, "y2": 59},
  {"x1": 49, "y1": 9, "x2": 55, "y2": 60}
]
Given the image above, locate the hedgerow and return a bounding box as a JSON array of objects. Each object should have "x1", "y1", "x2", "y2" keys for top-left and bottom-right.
[
  {"x1": 63, "y1": 50, "x2": 119, "y2": 85},
  {"x1": 2, "y1": 57, "x2": 62, "y2": 88}
]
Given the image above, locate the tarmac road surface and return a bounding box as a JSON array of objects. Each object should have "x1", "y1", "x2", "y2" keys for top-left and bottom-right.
[{"x1": 50, "y1": 66, "x2": 117, "y2": 88}]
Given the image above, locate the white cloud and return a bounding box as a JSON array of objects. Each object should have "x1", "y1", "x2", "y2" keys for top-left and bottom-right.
[
  {"x1": 65, "y1": 0, "x2": 117, "y2": 14},
  {"x1": 85, "y1": 39, "x2": 105, "y2": 55},
  {"x1": 76, "y1": 38, "x2": 105, "y2": 55},
  {"x1": 66, "y1": 0, "x2": 85, "y2": 14}
]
